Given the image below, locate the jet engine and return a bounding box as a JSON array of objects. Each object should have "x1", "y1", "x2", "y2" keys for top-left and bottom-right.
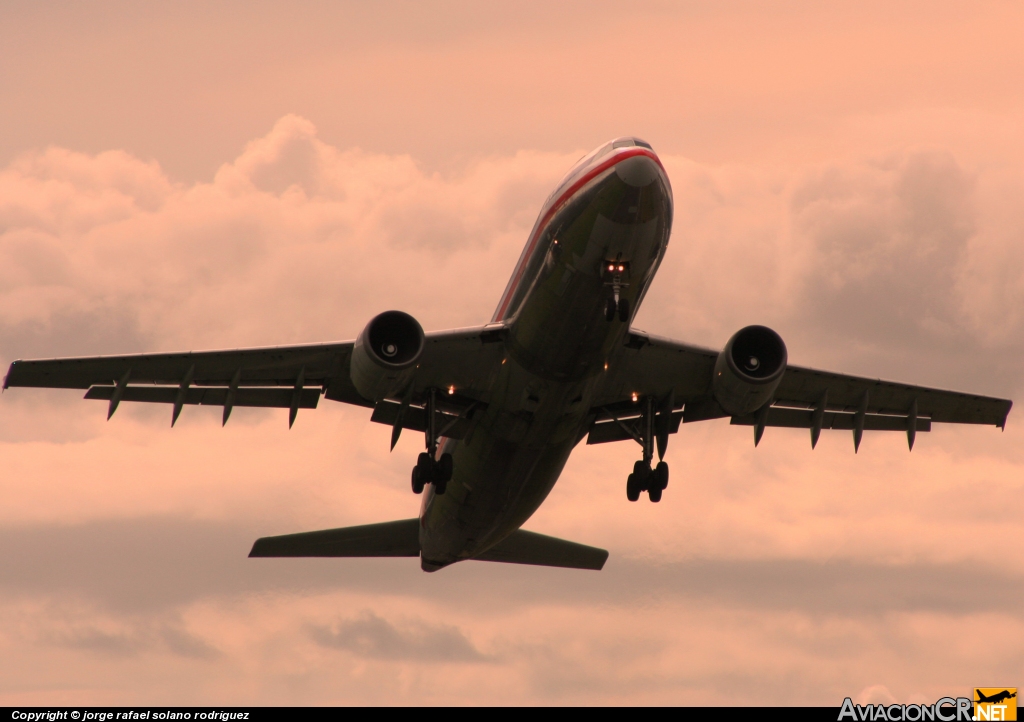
[
  {"x1": 350, "y1": 310, "x2": 425, "y2": 402},
  {"x1": 712, "y1": 325, "x2": 788, "y2": 416}
]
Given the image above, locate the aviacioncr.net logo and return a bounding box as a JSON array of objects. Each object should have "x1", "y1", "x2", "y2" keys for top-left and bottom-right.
[{"x1": 839, "y1": 697, "x2": 972, "y2": 721}]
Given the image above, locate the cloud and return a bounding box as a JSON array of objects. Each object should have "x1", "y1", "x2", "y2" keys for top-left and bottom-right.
[
  {"x1": 0, "y1": 115, "x2": 577, "y2": 363},
  {"x1": 40, "y1": 621, "x2": 218, "y2": 661},
  {"x1": 636, "y1": 150, "x2": 1024, "y2": 401},
  {"x1": 310, "y1": 611, "x2": 488, "y2": 662},
  {"x1": 793, "y1": 152, "x2": 975, "y2": 346},
  {"x1": 0, "y1": 516, "x2": 1020, "y2": 621}
]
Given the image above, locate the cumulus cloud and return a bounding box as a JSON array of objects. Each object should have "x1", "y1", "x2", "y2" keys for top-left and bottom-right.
[
  {"x1": 0, "y1": 115, "x2": 576, "y2": 365},
  {"x1": 640, "y1": 151, "x2": 1024, "y2": 398}
]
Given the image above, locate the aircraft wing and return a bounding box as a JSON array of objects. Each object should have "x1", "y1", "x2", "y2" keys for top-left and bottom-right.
[
  {"x1": 587, "y1": 330, "x2": 1012, "y2": 447},
  {"x1": 3, "y1": 324, "x2": 505, "y2": 429}
]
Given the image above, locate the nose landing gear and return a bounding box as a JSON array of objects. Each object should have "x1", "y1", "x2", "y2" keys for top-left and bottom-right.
[
  {"x1": 410, "y1": 388, "x2": 454, "y2": 495},
  {"x1": 602, "y1": 259, "x2": 630, "y2": 322}
]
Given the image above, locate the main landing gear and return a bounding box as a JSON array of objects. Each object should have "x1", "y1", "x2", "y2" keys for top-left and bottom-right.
[
  {"x1": 411, "y1": 388, "x2": 453, "y2": 495},
  {"x1": 603, "y1": 258, "x2": 630, "y2": 322},
  {"x1": 624, "y1": 395, "x2": 672, "y2": 503},
  {"x1": 626, "y1": 459, "x2": 669, "y2": 502}
]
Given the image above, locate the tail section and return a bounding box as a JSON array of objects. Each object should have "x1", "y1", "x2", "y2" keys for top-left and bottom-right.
[{"x1": 249, "y1": 520, "x2": 608, "y2": 571}]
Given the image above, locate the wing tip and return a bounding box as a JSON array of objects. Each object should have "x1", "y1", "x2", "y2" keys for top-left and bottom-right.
[{"x1": 3, "y1": 361, "x2": 19, "y2": 390}]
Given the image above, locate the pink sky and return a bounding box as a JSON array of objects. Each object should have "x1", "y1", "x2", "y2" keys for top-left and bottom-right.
[{"x1": 0, "y1": 1, "x2": 1022, "y2": 705}]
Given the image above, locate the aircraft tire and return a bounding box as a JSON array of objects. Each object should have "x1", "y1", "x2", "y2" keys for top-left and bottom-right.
[
  {"x1": 438, "y1": 452, "x2": 453, "y2": 482},
  {"x1": 632, "y1": 460, "x2": 651, "y2": 490},
  {"x1": 618, "y1": 297, "x2": 630, "y2": 322},
  {"x1": 411, "y1": 467, "x2": 425, "y2": 494},
  {"x1": 655, "y1": 461, "x2": 669, "y2": 489},
  {"x1": 605, "y1": 297, "x2": 617, "y2": 321},
  {"x1": 626, "y1": 473, "x2": 641, "y2": 502},
  {"x1": 649, "y1": 486, "x2": 662, "y2": 503},
  {"x1": 434, "y1": 477, "x2": 448, "y2": 495}
]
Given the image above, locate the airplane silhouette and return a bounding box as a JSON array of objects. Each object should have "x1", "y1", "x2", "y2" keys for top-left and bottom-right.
[{"x1": 977, "y1": 690, "x2": 1017, "y2": 705}]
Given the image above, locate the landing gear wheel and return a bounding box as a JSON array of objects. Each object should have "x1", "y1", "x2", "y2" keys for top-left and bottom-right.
[
  {"x1": 618, "y1": 297, "x2": 630, "y2": 322},
  {"x1": 626, "y1": 473, "x2": 641, "y2": 502},
  {"x1": 434, "y1": 477, "x2": 448, "y2": 495},
  {"x1": 648, "y1": 486, "x2": 662, "y2": 503},
  {"x1": 416, "y1": 452, "x2": 434, "y2": 482},
  {"x1": 438, "y1": 453, "x2": 453, "y2": 482},
  {"x1": 654, "y1": 461, "x2": 669, "y2": 490},
  {"x1": 632, "y1": 460, "x2": 651, "y2": 490},
  {"x1": 605, "y1": 297, "x2": 617, "y2": 321},
  {"x1": 413, "y1": 451, "x2": 435, "y2": 493}
]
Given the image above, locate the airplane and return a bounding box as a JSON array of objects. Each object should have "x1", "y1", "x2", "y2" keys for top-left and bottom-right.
[
  {"x1": 3, "y1": 137, "x2": 1013, "y2": 573},
  {"x1": 976, "y1": 691, "x2": 1017, "y2": 705}
]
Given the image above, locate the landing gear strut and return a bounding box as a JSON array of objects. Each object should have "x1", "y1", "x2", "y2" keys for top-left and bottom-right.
[
  {"x1": 624, "y1": 395, "x2": 671, "y2": 503},
  {"x1": 603, "y1": 258, "x2": 630, "y2": 322},
  {"x1": 410, "y1": 388, "x2": 453, "y2": 495}
]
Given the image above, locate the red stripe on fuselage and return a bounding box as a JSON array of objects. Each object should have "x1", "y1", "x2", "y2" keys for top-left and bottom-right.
[{"x1": 492, "y1": 147, "x2": 665, "y2": 323}]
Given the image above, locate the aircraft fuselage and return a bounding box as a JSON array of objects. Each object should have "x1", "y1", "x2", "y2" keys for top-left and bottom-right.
[{"x1": 419, "y1": 140, "x2": 673, "y2": 570}]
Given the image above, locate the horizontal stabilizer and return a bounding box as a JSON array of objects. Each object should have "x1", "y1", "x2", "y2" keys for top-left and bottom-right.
[
  {"x1": 249, "y1": 518, "x2": 420, "y2": 558},
  {"x1": 250, "y1": 520, "x2": 608, "y2": 571},
  {"x1": 475, "y1": 529, "x2": 608, "y2": 570}
]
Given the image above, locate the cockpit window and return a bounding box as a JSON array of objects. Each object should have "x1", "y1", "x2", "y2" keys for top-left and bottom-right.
[
  {"x1": 548, "y1": 142, "x2": 613, "y2": 201},
  {"x1": 612, "y1": 137, "x2": 654, "y2": 150},
  {"x1": 571, "y1": 142, "x2": 614, "y2": 173},
  {"x1": 546, "y1": 137, "x2": 655, "y2": 204}
]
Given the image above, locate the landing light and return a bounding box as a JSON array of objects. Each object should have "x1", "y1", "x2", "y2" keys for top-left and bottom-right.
[
  {"x1": 631, "y1": 392, "x2": 638, "y2": 402},
  {"x1": 604, "y1": 362, "x2": 609, "y2": 371},
  {"x1": 617, "y1": 265, "x2": 625, "y2": 272},
  {"x1": 448, "y1": 386, "x2": 455, "y2": 395}
]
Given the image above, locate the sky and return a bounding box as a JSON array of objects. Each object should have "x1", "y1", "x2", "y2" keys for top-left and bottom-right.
[{"x1": 0, "y1": 0, "x2": 1022, "y2": 706}]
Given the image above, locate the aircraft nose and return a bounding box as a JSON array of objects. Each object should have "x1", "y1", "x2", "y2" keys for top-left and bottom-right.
[{"x1": 615, "y1": 154, "x2": 660, "y2": 188}]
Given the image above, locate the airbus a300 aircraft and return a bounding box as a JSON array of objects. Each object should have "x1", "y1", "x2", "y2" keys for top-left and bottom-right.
[{"x1": 4, "y1": 138, "x2": 1013, "y2": 572}]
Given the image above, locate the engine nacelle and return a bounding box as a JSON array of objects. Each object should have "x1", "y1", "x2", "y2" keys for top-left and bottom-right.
[
  {"x1": 712, "y1": 325, "x2": 788, "y2": 416},
  {"x1": 350, "y1": 310, "x2": 425, "y2": 402}
]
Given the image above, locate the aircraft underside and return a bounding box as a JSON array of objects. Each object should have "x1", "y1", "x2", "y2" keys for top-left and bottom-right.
[{"x1": 417, "y1": 151, "x2": 673, "y2": 569}]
